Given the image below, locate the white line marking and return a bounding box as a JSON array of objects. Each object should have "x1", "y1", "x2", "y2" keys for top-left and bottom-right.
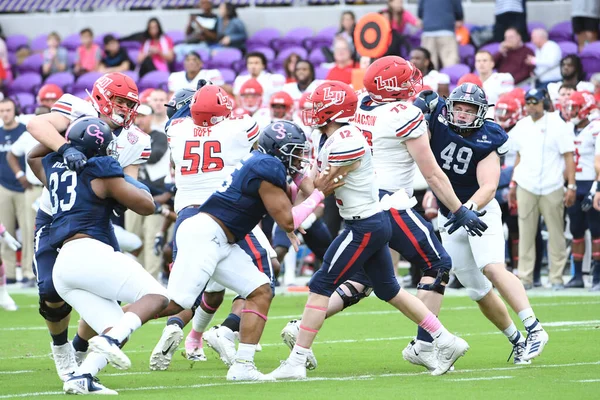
[
  {"x1": 103, "y1": 372, "x2": 152, "y2": 377},
  {"x1": 574, "y1": 379, "x2": 600, "y2": 383},
  {"x1": 0, "y1": 370, "x2": 33, "y2": 375},
  {"x1": 445, "y1": 376, "x2": 514, "y2": 382}
]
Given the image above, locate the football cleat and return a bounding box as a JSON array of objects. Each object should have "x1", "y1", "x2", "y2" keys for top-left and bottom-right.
[
  {"x1": 226, "y1": 360, "x2": 275, "y2": 381},
  {"x1": 281, "y1": 320, "x2": 318, "y2": 370},
  {"x1": 51, "y1": 342, "x2": 78, "y2": 382},
  {"x1": 203, "y1": 325, "x2": 236, "y2": 366},
  {"x1": 150, "y1": 324, "x2": 184, "y2": 370},
  {"x1": 63, "y1": 373, "x2": 118, "y2": 395},
  {"x1": 89, "y1": 335, "x2": 131, "y2": 370},
  {"x1": 267, "y1": 360, "x2": 307, "y2": 380},
  {"x1": 183, "y1": 333, "x2": 207, "y2": 361},
  {"x1": 432, "y1": 336, "x2": 469, "y2": 376},
  {"x1": 0, "y1": 289, "x2": 17, "y2": 311},
  {"x1": 74, "y1": 349, "x2": 89, "y2": 367},
  {"x1": 402, "y1": 339, "x2": 438, "y2": 371},
  {"x1": 508, "y1": 341, "x2": 531, "y2": 365},
  {"x1": 522, "y1": 325, "x2": 548, "y2": 361}
]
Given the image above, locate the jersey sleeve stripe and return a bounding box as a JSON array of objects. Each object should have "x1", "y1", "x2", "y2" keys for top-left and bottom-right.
[
  {"x1": 396, "y1": 117, "x2": 424, "y2": 138},
  {"x1": 329, "y1": 147, "x2": 365, "y2": 156},
  {"x1": 51, "y1": 103, "x2": 72, "y2": 114},
  {"x1": 247, "y1": 123, "x2": 259, "y2": 141},
  {"x1": 328, "y1": 148, "x2": 365, "y2": 161}
]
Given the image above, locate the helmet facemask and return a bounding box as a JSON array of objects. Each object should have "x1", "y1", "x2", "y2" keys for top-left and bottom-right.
[{"x1": 447, "y1": 99, "x2": 487, "y2": 134}]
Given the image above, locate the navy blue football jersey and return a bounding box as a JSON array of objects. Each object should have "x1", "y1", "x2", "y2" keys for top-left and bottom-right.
[
  {"x1": 165, "y1": 103, "x2": 191, "y2": 133},
  {"x1": 200, "y1": 150, "x2": 287, "y2": 241},
  {"x1": 429, "y1": 101, "x2": 509, "y2": 215},
  {"x1": 43, "y1": 154, "x2": 124, "y2": 249}
]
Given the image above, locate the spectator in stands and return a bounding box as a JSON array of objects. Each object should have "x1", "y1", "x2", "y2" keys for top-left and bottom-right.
[
  {"x1": 138, "y1": 18, "x2": 175, "y2": 78},
  {"x1": 283, "y1": 53, "x2": 300, "y2": 84},
  {"x1": 283, "y1": 59, "x2": 320, "y2": 103},
  {"x1": 325, "y1": 37, "x2": 358, "y2": 85},
  {"x1": 557, "y1": 83, "x2": 576, "y2": 120},
  {"x1": 418, "y1": 0, "x2": 462, "y2": 69},
  {"x1": 572, "y1": 0, "x2": 600, "y2": 51},
  {"x1": 547, "y1": 55, "x2": 595, "y2": 105},
  {"x1": 99, "y1": 34, "x2": 132, "y2": 73},
  {"x1": 175, "y1": 0, "x2": 218, "y2": 61},
  {"x1": 167, "y1": 51, "x2": 223, "y2": 94},
  {"x1": 493, "y1": 27, "x2": 534, "y2": 84},
  {"x1": 526, "y1": 28, "x2": 562, "y2": 88},
  {"x1": 215, "y1": 3, "x2": 247, "y2": 52},
  {"x1": 233, "y1": 51, "x2": 285, "y2": 106},
  {"x1": 509, "y1": 88, "x2": 576, "y2": 290},
  {"x1": 73, "y1": 28, "x2": 101, "y2": 77},
  {"x1": 147, "y1": 89, "x2": 169, "y2": 132},
  {"x1": 0, "y1": 32, "x2": 9, "y2": 88},
  {"x1": 474, "y1": 49, "x2": 514, "y2": 105},
  {"x1": 592, "y1": 73, "x2": 600, "y2": 104},
  {"x1": 0, "y1": 98, "x2": 28, "y2": 284},
  {"x1": 381, "y1": 0, "x2": 419, "y2": 58},
  {"x1": 323, "y1": 11, "x2": 357, "y2": 63},
  {"x1": 493, "y1": 0, "x2": 529, "y2": 43},
  {"x1": 410, "y1": 46, "x2": 450, "y2": 97},
  {"x1": 42, "y1": 32, "x2": 68, "y2": 78}
]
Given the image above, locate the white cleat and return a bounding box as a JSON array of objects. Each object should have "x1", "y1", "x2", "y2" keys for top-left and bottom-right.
[
  {"x1": 51, "y1": 342, "x2": 78, "y2": 382},
  {"x1": 203, "y1": 325, "x2": 236, "y2": 366},
  {"x1": 183, "y1": 334, "x2": 207, "y2": 362},
  {"x1": 281, "y1": 320, "x2": 318, "y2": 370},
  {"x1": 510, "y1": 341, "x2": 531, "y2": 365},
  {"x1": 89, "y1": 335, "x2": 131, "y2": 370},
  {"x1": 149, "y1": 324, "x2": 184, "y2": 371},
  {"x1": 522, "y1": 326, "x2": 549, "y2": 361},
  {"x1": 74, "y1": 349, "x2": 89, "y2": 367},
  {"x1": 402, "y1": 339, "x2": 438, "y2": 371},
  {"x1": 267, "y1": 360, "x2": 307, "y2": 380},
  {"x1": 432, "y1": 336, "x2": 469, "y2": 376},
  {"x1": 226, "y1": 360, "x2": 275, "y2": 381},
  {"x1": 63, "y1": 373, "x2": 118, "y2": 395},
  {"x1": 0, "y1": 289, "x2": 17, "y2": 311}
]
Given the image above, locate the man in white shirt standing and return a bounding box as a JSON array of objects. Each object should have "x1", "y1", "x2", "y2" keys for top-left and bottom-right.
[
  {"x1": 474, "y1": 50, "x2": 514, "y2": 105},
  {"x1": 167, "y1": 52, "x2": 223, "y2": 94},
  {"x1": 508, "y1": 88, "x2": 576, "y2": 290},
  {"x1": 233, "y1": 52, "x2": 285, "y2": 106},
  {"x1": 526, "y1": 28, "x2": 562, "y2": 87}
]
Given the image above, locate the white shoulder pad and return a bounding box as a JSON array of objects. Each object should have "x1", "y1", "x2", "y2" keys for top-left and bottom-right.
[
  {"x1": 51, "y1": 94, "x2": 96, "y2": 121},
  {"x1": 327, "y1": 125, "x2": 367, "y2": 166},
  {"x1": 237, "y1": 114, "x2": 260, "y2": 144},
  {"x1": 116, "y1": 126, "x2": 152, "y2": 167}
]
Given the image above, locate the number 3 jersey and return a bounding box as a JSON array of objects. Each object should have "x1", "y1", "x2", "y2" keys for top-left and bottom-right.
[
  {"x1": 42, "y1": 154, "x2": 124, "y2": 249},
  {"x1": 429, "y1": 100, "x2": 509, "y2": 215},
  {"x1": 167, "y1": 115, "x2": 260, "y2": 213}
]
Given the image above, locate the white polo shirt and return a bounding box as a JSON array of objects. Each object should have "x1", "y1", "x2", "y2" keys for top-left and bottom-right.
[
  {"x1": 167, "y1": 69, "x2": 224, "y2": 93},
  {"x1": 511, "y1": 111, "x2": 575, "y2": 195}
]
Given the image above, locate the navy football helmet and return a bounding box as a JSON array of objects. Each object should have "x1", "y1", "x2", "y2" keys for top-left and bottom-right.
[
  {"x1": 165, "y1": 88, "x2": 196, "y2": 119},
  {"x1": 446, "y1": 83, "x2": 489, "y2": 134},
  {"x1": 66, "y1": 116, "x2": 114, "y2": 159},
  {"x1": 258, "y1": 121, "x2": 309, "y2": 176}
]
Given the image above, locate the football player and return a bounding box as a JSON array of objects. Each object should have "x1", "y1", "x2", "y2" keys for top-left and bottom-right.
[{"x1": 0, "y1": 222, "x2": 21, "y2": 310}]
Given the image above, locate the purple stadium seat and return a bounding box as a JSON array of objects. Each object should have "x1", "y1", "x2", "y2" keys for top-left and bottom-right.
[
  {"x1": 94, "y1": 32, "x2": 120, "y2": 47},
  {"x1": 30, "y1": 34, "x2": 48, "y2": 52},
  {"x1": 62, "y1": 34, "x2": 82, "y2": 52},
  {"x1": 73, "y1": 91, "x2": 89, "y2": 100},
  {"x1": 5, "y1": 35, "x2": 28, "y2": 52},
  {"x1": 527, "y1": 21, "x2": 547, "y2": 35},
  {"x1": 8, "y1": 72, "x2": 43, "y2": 95},
  {"x1": 44, "y1": 72, "x2": 75, "y2": 92},
  {"x1": 120, "y1": 41, "x2": 142, "y2": 50},
  {"x1": 580, "y1": 42, "x2": 600, "y2": 77},
  {"x1": 17, "y1": 54, "x2": 44, "y2": 74},
  {"x1": 166, "y1": 30, "x2": 185, "y2": 45},
  {"x1": 11, "y1": 93, "x2": 35, "y2": 110},
  {"x1": 121, "y1": 70, "x2": 139, "y2": 82},
  {"x1": 582, "y1": 41, "x2": 600, "y2": 54},
  {"x1": 73, "y1": 72, "x2": 103, "y2": 93},
  {"x1": 197, "y1": 48, "x2": 211, "y2": 62},
  {"x1": 549, "y1": 21, "x2": 573, "y2": 43},
  {"x1": 8, "y1": 52, "x2": 18, "y2": 68},
  {"x1": 317, "y1": 26, "x2": 338, "y2": 38},
  {"x1": 138, "y1": 71, "x2": 170, "y2": 91},
  {"x1": 480, "y1": 42, "x2": 501, "y2": 55},
  {"x1": 525, "y1": 42, "x2": 536, "y2": 52},
  {"x1": 272, "y1": 27, "x2": 314, "y2": 51},
  {"x1": 220, "y1": 68, "x2": 236, "y2": 85},
  {"x1": 210, "y1": 48, "x2": 243, "y2": 69},
  {"x1": 303, "y1": 26, "x2": 338, "y2": 50},
  {"x1": 247, "y1": 47, "x2": 275, "y2": 61},
  {"x1": 308, "y1": 49, "x2": 326, "y2": 66},
  {"x1": 246, "y1": 28, "x2": 281, "y2": 49},
  {"x1": 67, "y1": 51, "x2": 77, "y2": 68},
  {"x1": 440, "y1": 64, "x2": 471, "y2": 84},
  {"x1": 315, "y1": 65, "x2": 330, "y2": 80},
  {"x1": 127, "y1": 49, "x2": 140, "y2": 66},
  {"x1": 458, "y1": 44, "x2": 475, "y2": 68},
  {"x1": 256, "y1": 0, "x2": 293, "y2": 6},
  {"x1": 276, "y1": 47, "x2": 308, "y2": 63},
  {"x1": 557, "y1": 41, "x2": 578, "y2": 58}
]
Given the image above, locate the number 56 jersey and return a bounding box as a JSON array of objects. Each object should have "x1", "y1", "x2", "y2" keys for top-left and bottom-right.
[
  {"x1": 168, "y1": 115, "x2": 259, "y2": 213},
  {"x1": 429, "y1": 101, "x2": 509, "y2": 216}
]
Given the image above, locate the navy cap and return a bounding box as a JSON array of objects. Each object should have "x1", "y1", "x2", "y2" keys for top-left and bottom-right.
[{"x1": 525, "y1": 88, "x2": 546, "y2": 101}]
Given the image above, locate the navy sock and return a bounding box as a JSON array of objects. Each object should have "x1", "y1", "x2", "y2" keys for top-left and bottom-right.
[
  {"x1": 416, "y1": 326, "x2": 434, "y2": 343},
  {"x1": 593, "y1": 260, "x2": 600, "y2": 284},
  {"x1": 51, "y1": 329, "x2": 68, "y2": 346},
  {"x1": 221, "y1": 313, "x2": 241, "y2": 333},
  {"x1": 72, "y1": 333, "x2": 88, "y2": 352},
  {"x1": 167, "y1": 317, "x2": 185, "y2": 330},
  {"x1": 573, "y1": 260, "x2": 583, "y2": 280}
]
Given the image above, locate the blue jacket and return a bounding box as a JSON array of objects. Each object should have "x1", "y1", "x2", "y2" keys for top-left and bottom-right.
[
  {"x1": 418, "y1": 0, "x2": 463, "y2": 33},
  {"x1": 216, "y1": 17, "x2": 247, "y2": 50}
]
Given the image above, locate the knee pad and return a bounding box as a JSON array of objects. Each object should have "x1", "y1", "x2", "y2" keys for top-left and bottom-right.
[
  {"x1": 417, "y1": 268, "x2": 450, "y2": 295},
  {"x1": 453, "y1": 267, "x2": 493, "y2": 301},
  {"x1": 335, "y1": 282, "x2": 373, "y2": 310},
  {"x1": 39, "y1": 299, "x2": 72, "y2": 323}
]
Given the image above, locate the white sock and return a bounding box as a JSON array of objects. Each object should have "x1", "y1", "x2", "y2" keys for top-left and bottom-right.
[
  {"x1": 236, "y1": 343, "x2": 256, "y2": 363},
  {"x1": 77, "y1": 352, "x2": 108, "y2": 377},
  {"x1": 289, "y1": 344, "x2": 309, "y2": 366},
  {"x1": 192, "y1": 308, "x2": 215, "y2": 333},
  {"x1": 517, "y1": 308, "x2": 539, "y2": 330},
  {"x1": 431, "y1": 326, "x2": 453, "y2": 347},
  {"x1": 416, "y1": 340, "x2": 434, "y2": 351},
  {"x1": 502, "y1": 323, "x2": 524, "y2": 344},
  {"x1": 106, "y1": 312, "x2": 142, "y2": 343}
]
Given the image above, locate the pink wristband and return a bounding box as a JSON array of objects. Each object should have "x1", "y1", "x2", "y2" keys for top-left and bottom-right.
[
  {"x1": 289, "y1": 182, "x2": 299, "y2": 203},
  {"x1": 292, "y1": 189, "x2": 325, "y2": 230},
  {"x1": 0, "y1": 224, "x2": 5, "y2": 235}
]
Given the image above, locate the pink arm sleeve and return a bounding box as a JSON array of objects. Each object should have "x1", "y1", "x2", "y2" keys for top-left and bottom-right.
[
  {"x1": 289, "y1": 182, "x2": 299, "y2": 203},
  {"x1": 291, "y1": 189, "x2": 325, "y2": 230},
  {"x1": 0, "y1": 223, "x2": 5, "y2": 235}
]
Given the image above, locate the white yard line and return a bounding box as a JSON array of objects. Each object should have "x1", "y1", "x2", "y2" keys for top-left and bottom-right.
[
  {"x1": 445, "y1": 376, "x2": 514, "y2": 382},
  {"x1": 0, "y1": 370, "x2": 33, "y2": 375},
  {"x1": 574, "y1": 379, "x2": 600, "y2": 383}
]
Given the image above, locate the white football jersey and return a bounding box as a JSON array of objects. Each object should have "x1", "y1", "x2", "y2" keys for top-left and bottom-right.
[
  {"x1": 168, "y1": 114, "x2": 259, "y2": 213},
  {"x1": 252, "y1": 107, "x2": 272, "y2": 131},
  {"x1": 39, "y1": 94, "x2": 151, "y2": 216},
  {"x1": 482, "y1": 72, "x2": 514, "y2": 105},
  {"x1": 574, "y1": 119, "x2": 600, "y2": 181},
  {"x1": 352, "y1": 99, "x2": 425, "y2": 196},
  {"x1": 313, "y1": 125, "x2": 380, "y2": 220}
]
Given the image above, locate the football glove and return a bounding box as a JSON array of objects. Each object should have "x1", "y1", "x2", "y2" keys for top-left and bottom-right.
[
  {"x1": 153, "y1": 233, "x2": 165, "y2": 256},
  {"x1": 58, "y1": 144, "x2": 87, "y2": 173},
  {"x1": 444, "y1": 206, "x2": 488, "y2": 236}
]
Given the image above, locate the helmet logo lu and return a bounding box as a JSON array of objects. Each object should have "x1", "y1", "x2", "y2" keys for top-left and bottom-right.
[
  {"x1": 374, "y1": 75, "x2": 398, "y2": 91},
  {"x1": 86, "y1": 124, "x2": 105, "y2": 145},
  {"x1": 323, "y1": 87, "x2": 346, "y2": 105}
]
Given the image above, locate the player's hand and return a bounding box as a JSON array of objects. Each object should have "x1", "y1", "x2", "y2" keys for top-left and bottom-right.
[
  {"x1": 444, "y1": 205, "x2": 488, "y2": 236},
  {"x1": 17, "y1": 176, "x2": 31, "y2": 190},
  {"x1": 313, "y1": 166, "x2": 346, "y2": 196},
  {"x1": 58, "y1": 144, "x2": 87, "y2": 173},
  {"x1": 413, "y1": 90, "x2": 439, "y2": 115},
  {"x1": 564, "y1": 188, "x2": 576, "y2": 208},
  {"x1": 153, "y1": 233, "x2": 165, "y2": 256},
  {"x1": 286, "y1": 230, "x2": 302, "y2": 252},
  {"x1": 0, "y1": 229, "x2": 22, "y2": 251},
  {"x1": 581, "y1": 191, "x2": 594, "y2": 212}
]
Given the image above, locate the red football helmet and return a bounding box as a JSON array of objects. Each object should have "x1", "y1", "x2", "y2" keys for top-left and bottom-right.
[
  {"x1": 363, "y1": 56, "x2": 422, "y2": 102},
  {"x1": 37, "y1": 84, "x2": 63, "y2": 107},
  {"x1": 90, "y1": 72, "x2": 139, "y2": 128},
  {"x1": 302, "y1": 81, "x2": 358, "y2": 127},
  {"x1": 494, "y1": 93, "x2": 523, "y2": 130},
  {"x1": 190, "y1": 85, "x2": 233, "y2": 127},
  {"x1": 457, "y1": 73, "x2": 483, "y2": 88},
  {"x1": 270, "y1": 91, "x2": 294, "y2": 120},
  {"x1": 239, "y1": 78, "x2": 264, "y2": 113},
  {"x1": 565, "y1": 91, "x2": 597, "y2": 125}
]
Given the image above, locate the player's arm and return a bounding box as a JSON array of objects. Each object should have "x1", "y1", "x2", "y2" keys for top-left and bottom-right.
[
  {"x1": 123, "y1": 164, "x2": 140, "y2": 179},
  {"x1": 406, "y1": 134, "x2": 462, "y2": 213},
  {"x1": 100, "y1": 177, "x2": 155, "y2": 216},
  {"x1": 26, "y1": 112, "x2": 70, "y2": 152},
  {"x1": 7, "y1": 137, "x2": 30, "y2": 190},
  {"x1": 471, "y1": 151, "x2": 501, "y2": 210},
  {"x1": 26, "y1": 143, "x2": 53, "y2": 187}
]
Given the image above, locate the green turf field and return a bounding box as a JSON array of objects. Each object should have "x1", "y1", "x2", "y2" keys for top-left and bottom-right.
[{"x1": 1, "y1": 290, "x2": 599, "y2": 399}]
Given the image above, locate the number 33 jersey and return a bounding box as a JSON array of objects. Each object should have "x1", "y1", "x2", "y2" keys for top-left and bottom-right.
[
  {"x1": 429, "y1": 101, "x2": 509, "y2": 215},
  {"x1": 168, "y1": 115, "x2": 260, "y2": 213}
]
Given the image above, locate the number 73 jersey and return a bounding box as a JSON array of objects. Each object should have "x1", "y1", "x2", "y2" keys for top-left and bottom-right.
[
  {"x1": 168, "y1": 115, "x2": 260, "y2": 213},
  {"x1": 429, "y1": 101, "x2": 509, "y2": 215}
]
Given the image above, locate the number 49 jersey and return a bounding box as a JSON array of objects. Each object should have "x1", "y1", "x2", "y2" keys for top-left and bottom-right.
[
  {"x1": 429, "y1": 101, "x2": 509, "y2": 215},
  {"x1": 168, "y1": 115, "x2": 260, "y2": 213}
]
